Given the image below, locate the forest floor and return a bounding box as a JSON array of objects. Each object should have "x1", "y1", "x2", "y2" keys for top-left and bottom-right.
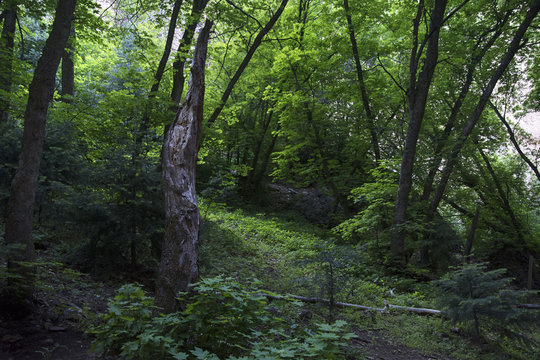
[
  {"x1": 1, "y1": 203, "x2": 536, "y2": 359},
  {"x1": 0, "y1": 254, "x2": 116, "y2": 360},
  {"x1": 0, "y1": 286, "x2": 450, "y2": 360},
  {"x1": 0, "y1": 250, "x2": 451, "y2": 360}
]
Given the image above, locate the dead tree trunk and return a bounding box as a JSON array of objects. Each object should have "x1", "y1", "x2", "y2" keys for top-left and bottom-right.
[
  {"x1": 3, "y1": 0, "x2": 77, "y2": 311},
  {"x1": 155, "y1": 20, "x2": 212, "y2": 314}
]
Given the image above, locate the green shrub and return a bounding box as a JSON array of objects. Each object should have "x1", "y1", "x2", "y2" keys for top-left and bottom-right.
[
  {"x1": 90, "y1": 277, "x2": 356, "y2": 359},
  {"x1": 434, "y1": 262, "x2": 537, "y2": 339},
  {"x1": 90, "y1": 283, "x2": 156, "y2": 356}
]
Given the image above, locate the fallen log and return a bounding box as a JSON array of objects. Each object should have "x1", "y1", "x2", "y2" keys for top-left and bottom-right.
[
  {"x1": 263, "y1": 294, "x2": 438, "y2": 315},
  {"x1": 384, "y1": 300, "x2": 441, "y2": 315},
  {"x1": 262, "y1": 293, "x2": 540, "y2": 315},
  {"x1": 517, "y1": 303, "x2": 540, "y2": 310}
]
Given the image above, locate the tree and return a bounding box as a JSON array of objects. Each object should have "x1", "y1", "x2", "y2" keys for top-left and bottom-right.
[
  {"x1": 3, "y1": 0, "x2": 77, "y2": 310},
  {"x1": 427, "y1": 0, "x2": 540, "y2": 218},
  {"x1": 206, "y1": 0, "x2": 290, "y2": 125},
  {"x1": 390, "y1": 0, "x2": 448, "y2": 263},
  {"x1": 170, "y1": 0, "x2": 209, "y2": 107},
  {"x1": 488, "y1": 100, "x2": 540, "y2": 183},
  {"x1": 343, "y1": 0, "x2": 380, "y2": 162},
  {"x1": 435, "y1": 262, "x2": 537, "y2": 338},
  {"x1": 0, "y1": 5, "x2": 17, "y2": 123},
  {"x1": 155, "y1": 20, "x2": 212, "y2": 313},
  {"x1": 60, "y1": 28, "x2": 75, "y2": 103},
  {"x1": 131, "y1": 0, "x2": 207, "y2": 271}
]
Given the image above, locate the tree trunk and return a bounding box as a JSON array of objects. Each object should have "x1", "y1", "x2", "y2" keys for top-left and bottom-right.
[
  {"x1": 129, "y1": 0, "x2": 185, "y2": 269},
  {"x1": 0, "y1": 7, "x2": 17, "y2": 123},
  {"x1": 206, "y1": 0, "x2": 289, "y2": 125},
  {"x1": 390, "y1": 0, "x2": 448, "y2": 263},
  {"x1": 489, "y1": 100, "x2": 540, "y2": 182},
  {"x1": 420, "y1": 13, "x2": 509, "y2": 203},
  {"x1": 241, "y1": 108, "x2": 274, "y2": 196},
  {"x1": 60, "y1": 28, "x2": 75, "y2": 103},
  {"x1": 134, "y1": 0, "x2": 184, "y2": 144},
  {"x1": 156, "y1": 20, "x2": 212, "y2": 314},
  {"x1": 528, "y1": 253, "x2": 534, "y2": 290},
  {"x1": 477, "y1": 147, "x2": 526, "y2": 246},
  {"x1": 152, "y1": 0, "x2": 183, "y2": 96},
  {"x1": 4, "y1": 0, "x2": 77, "y2": 310},
  {"x1": 427, "y1": 0, "x2": 540, "y2": 216},
  {"x1": 251, "y1": 122, "x2": 280, "y2": 193},
  {"x1": 343, "y1": 0, "x2": 380, "y2": 162},
  {"x1": 464, "y1": 207, "x2": 479, "y2": 262},
  {"x1": 170, "y1": 0, "x2": 209, "y2": 107}
]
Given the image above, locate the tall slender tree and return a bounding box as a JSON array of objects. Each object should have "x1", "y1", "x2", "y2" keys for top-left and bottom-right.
[
  {"x1": 428, "y1": 0, "x2": 540, "y2": 218},
  {"x1": 343, "y1": 0, "x2": 380, "y2": 162},
  {"x1": 0, "y1": 6, "x2": 17, "y2": 123},
  {"x1": 171, "y1": 0, "x2": 209, "y2": 107},
  {"x1": 390, "y1": 0, "x2": 448, "y2": 263},
  {"x1": 60, "y1": 28, "x2": 75, "y2": 103},
  {"x1": 206, "y1": 0, "x2": 289, "y2": 125},
  {"x1": 3, "y1": 0, "x2": 77, "y2": 310}
]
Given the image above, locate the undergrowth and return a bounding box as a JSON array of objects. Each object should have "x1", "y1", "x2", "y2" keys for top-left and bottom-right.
[
  {"x1": 5, "y1": 200, "x2": 536, "y2": 359},
  {"x1": 195, "y1": 202, "x2": 540, "y2": 359},
  {"x1": 90, "y1": 277, "x2": 357, "y2": 359}
]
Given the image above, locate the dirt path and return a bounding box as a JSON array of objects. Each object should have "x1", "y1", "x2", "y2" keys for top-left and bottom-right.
[
  {"x1": 0, "y1": 260, "x2": 116, "y2": 360},
  {"x1": 351, "y1": 328, "x2": 452, "y2": 360},
  {"x1": 0, "y1": 317, "x2": 96, "y2": 360}
]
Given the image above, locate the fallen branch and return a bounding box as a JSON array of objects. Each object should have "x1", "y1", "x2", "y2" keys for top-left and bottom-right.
[
  {"x1": 263, "y1": 294, "x2": 439, "y2": 315},
  {"x1": 263, "y1": 293, "x2": 540, "y2": 315},
  {"x1": 384, "y1": 300, "x2": 441, "y2": 315},
  {"x1": 517, "y1": 304, "x2": 540, "y2": 310}
]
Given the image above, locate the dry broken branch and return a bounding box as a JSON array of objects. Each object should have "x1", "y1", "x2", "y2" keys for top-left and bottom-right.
[{"x1": 263, "y1": 293, "x2": 540, "y2": 316}]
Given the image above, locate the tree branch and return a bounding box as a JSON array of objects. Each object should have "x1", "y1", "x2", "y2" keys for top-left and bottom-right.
[
  {"x1": 377, "y1": 55, "x2": 407, "y2": 95},
  {"x1": 225, "y1": 0, "x2": 263, "y2": 28},
  {"x1": 488, "y1": 100, "x2": 540, "y2": 182},
  {"x1": 206, "y1": 0, "x2": 289, "y2": 126}
]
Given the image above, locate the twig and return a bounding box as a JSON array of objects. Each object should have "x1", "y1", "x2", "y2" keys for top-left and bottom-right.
[{"x1": 377, "y1": 55, "x2": 407, "y2": 95}]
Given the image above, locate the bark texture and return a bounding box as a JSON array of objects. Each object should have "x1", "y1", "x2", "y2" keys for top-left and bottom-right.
[
  {"x1": 4, "y1": 0, "x2": 77, "y2": 307},
  {"x1": 156, "y1": 20, "x2": 212, "y2": 313}
]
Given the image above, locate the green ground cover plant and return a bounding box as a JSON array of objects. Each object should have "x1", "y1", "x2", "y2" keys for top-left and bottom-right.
[{"x1": 90, "y1": 277, "x2": 356, "y2": 359}]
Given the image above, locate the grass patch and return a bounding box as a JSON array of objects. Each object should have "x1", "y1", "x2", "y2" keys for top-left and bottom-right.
[{"x1": 197, "y1": 201, "x2": 540, "y2": 359}]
